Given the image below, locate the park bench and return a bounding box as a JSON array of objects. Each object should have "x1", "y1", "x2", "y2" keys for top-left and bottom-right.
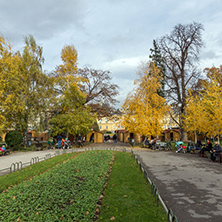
[
  {"x1": 190, "y1": 148, "x2": 200, "y2": 154},
  {"x1": 162, "y1": 141, "x2": 172, "y2": 151},
  {"x1": 35, "y1": 143, "x2": 47, "y2": 151}
]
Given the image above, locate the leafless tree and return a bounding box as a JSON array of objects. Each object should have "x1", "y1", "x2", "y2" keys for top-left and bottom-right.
[
  {"x1": 156, "y1": 22, "x2": 204, "y2": 140},
  {"x1": 78, "y1": 67, "x2": 119, "y2": 118}
]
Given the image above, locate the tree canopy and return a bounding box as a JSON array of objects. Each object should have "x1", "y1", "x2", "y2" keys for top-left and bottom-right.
[
  {"x1": 49, "y1": 45, "x2": 96, "y2": 137},
  {"x1": 78, "y1": 67, "x2": 119, "y2": 118},
  {"x1": 183, "y1": 65, "x2": 222, "y2": 142},
  {"x1": 122, "y1": 62, "x2": 169, "y2": 138}
]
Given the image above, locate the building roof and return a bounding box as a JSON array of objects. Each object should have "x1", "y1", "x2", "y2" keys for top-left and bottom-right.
[
  {"x1": 90, "y1": 129, "x2": 104, "y2": 134},
  {"x1": 116, "y1": 129, "x2": 128, "y2": 133},
  {"x1": 163, "y1": 128, "x2": 180, "y2": 133}
]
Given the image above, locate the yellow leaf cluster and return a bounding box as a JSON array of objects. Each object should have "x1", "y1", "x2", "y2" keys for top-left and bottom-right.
[
  {"x1": 59, "y1": 44, "x2": 78, "y2": 75},
  {"x1": 122, "y1": 62, "x2": 169, "y2": 137},
  {"x1": 183, "y1": 66, "x2": 222, "y2": 137}
]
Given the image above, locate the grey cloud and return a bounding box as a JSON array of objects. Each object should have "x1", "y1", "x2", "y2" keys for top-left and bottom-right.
[
  {"x1": 200, "y1": 50, "x2": 220, "y2": 60},
  {"x1": 0, "y1": 0, "x2": 88, "y2": 43},
  {"x1": 1, "y1": 0, "x2": 222, "y2": 104}
]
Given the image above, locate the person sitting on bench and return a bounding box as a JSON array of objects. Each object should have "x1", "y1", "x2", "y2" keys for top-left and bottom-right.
[
  {"x1": 187, "y1": 140, "x2": 194, "y2": 153},
  {"x1": 211, "y1": 142, "x2": 221, "y2": 162},
  {"x1": 195, "y1": 140, "x2": 202, "y2": 150},
  {"x1": 200, "y1": 139, "x2": 212, "y2": 157}
]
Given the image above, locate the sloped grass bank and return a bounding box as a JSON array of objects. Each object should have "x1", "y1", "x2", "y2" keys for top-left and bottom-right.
[
  {"x1": 0, "y1": 152, "x2": 82, "y2": 193},
  {"x1": 0, "y1": 150, "x2": 114, "y2": 221},
  {"x1": 98, "y1": 152, "x2": 167, "y2": 222}
]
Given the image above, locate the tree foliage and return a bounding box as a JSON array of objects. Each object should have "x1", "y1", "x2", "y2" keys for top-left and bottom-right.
[
  {"x1": 0, "y1": 34, "x2": 16, "y2": 132},
  {"x1": 78, "y1": 67, "x2": 119, "y2": 118},
  {"x1": 13, "y1": 35, "x2": 52, "y2": 132},
  {"x1": 182, "y1": 91, "x2": 206, "y2": 143},
  {"x1": 49, "y1": 107, "x2": 95, "y2": 137},
  {"x1": 183, "y1": 65, "x2": 222, "y2": 141},
  {"x1": 149, "y1": 39, "x2": 166, "y2": 97},
  {"x1": 49, "y1": 46, "x2": 96, "y2": 136},
  {"x1": 0, "y1": 32, "x2": 121, "y2": 140},
  {"x1": 5, "y1": 130, "x2": 23, "y2": 150},
  {"x1": 0, "y1": 34, "x2": 53, "y2": 135},
  {"x1": 122, "y1": 62, "x2": 169, "y2": 138}
]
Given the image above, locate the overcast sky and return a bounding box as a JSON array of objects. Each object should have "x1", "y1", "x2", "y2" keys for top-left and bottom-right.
[{"x1": 1, "y1": 0, "x2": 222, "y2": 107}]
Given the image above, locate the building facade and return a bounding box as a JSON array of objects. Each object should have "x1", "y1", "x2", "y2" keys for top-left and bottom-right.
[{"x1": 97, "y1": 117, "x2": 125, "y2": 133}]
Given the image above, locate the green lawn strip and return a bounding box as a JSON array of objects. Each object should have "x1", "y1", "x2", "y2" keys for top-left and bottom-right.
[
  {"x1": 0, "y1": 152, "x2": 82, "y2": 193},
  {"x1": 0, "y1": 150, "x2": 115, "y2": 221},
  {"x1": 98, "y1": 152, "x2": 167, "y2": 222}
]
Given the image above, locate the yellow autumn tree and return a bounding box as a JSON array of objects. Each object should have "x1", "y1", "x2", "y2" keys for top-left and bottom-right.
[
  {"x1": 53, "y1": 44, "x2": 86, "y2": 110},
  {"x1": 201, "y1": 67, "x2": 222, "y2": 140},
  {"x1": 50, "y1": 44, "x2": 96, "y2": 136},
  {"x1": 122, "y1": 62, "x2": 169, "y2": 139},
  {"x1": 183, "y1": 65, "x2": 222, "y2": 143},
  {"x1": 182, "y1": 91, "x2": 206, "y2": 143},
  {"x1": 0, "y1": 34, "x2": 13, "y2": 132},
  {"x1": 0, "y1": 34, "x2": 27, "y2": 133}
]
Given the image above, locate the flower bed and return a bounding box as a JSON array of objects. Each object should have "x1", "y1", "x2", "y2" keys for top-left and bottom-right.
[{"x1": 0, "y1": 150, "x2": 114, "y2": 221}]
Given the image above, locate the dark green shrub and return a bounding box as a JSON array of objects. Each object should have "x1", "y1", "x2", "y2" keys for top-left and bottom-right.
[{"x1": 5, "y1": 131, "x2": 23, "y2": 150}]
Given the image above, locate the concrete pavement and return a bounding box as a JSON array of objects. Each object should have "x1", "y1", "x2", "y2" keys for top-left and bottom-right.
[
  {"x1": 134, "y1": 149, "x2": 222, "y2": 222},
  {"x1": 0, "y1": 149, "x2": 59, "y2": 176}
]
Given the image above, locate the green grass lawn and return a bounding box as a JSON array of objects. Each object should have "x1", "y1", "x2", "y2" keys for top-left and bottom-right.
[
  {"x1": 98, "y1": 152, "x2": 167, "y2": 222},
  {"x1": 0, "y1": 150, "x2": 114, "y2": 221}
]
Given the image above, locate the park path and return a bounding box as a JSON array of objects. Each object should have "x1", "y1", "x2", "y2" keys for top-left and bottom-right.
[
  {"x1": 0, "y1": 149, "x2": 58, "y2": 176},
  {"x1": 1, "y1": 142, "x2": 222, "y2": 221},
  {"x1": 133, "y1": 149, "x2": 222, "y2": 222}
]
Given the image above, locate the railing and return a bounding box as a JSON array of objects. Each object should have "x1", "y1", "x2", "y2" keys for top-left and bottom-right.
[{"x1": 131, "y1": 149, "x2": 178, "y2": 222}]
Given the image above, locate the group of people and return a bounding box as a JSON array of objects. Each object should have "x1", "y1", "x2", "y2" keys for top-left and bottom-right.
[
  {"x1": 144, "y1": 138, "x2": 157, "y2": 149},
  {"x1": 198, "y1": 139, "x2": 221, "y2": 162},
  {"x1": 177, "y1": 139, "x2": 221, "y2": 162},
  {"x1": 104, "y1": 135, "x2": 111, "y2": 142},
  {"x1": 56, "y1": 134, "x2": 83, "y2": 149}
]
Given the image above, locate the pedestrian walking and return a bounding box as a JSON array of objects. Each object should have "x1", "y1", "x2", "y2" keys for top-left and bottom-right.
[
  {"x1": 113, "y1": 134, "x2": 117, "y2": 143},
  {"x1": 77, "y1": 134, "x2": 83, "y2": 148},
  {"x1": 57, "y1": 134, "x2": 62, "y2": 149}
]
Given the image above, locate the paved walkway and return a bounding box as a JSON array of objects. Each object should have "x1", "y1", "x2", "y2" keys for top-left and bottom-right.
[
  {"x1": 134, "y1": 149, "x2": 222, "y2": 222},
  {"x1": 1, "y1": 142, "x2": 222, "y2": 221},
  {"x1": 0, "y1": 149, "x2": 58, "y2": 175}
]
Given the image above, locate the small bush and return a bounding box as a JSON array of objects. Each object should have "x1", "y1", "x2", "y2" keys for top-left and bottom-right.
[{"x1": 5, "y1": 131, "x2": 23, "y2": 150}]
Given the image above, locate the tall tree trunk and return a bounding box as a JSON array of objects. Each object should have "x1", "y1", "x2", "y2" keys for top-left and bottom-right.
[
  {"x1": 194, "y1": 131, "x2": 197, "y2": 144},
  {"x1": 180, "y1": 105, "x2": 188, "y2": 142},
  {"x1": 180, "y1": 128, "x2": 188, "y2": 142}
]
